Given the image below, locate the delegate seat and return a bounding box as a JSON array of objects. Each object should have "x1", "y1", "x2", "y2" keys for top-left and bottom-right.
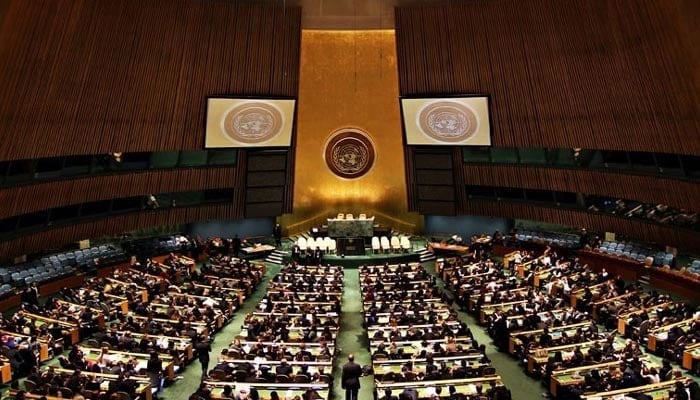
[
  {"x1": 380, "y1": 236, "x2": 390, "y2": 253},
  {"x1": 400, "y1": 236, "x2": 411, "y2": 252},
  {"x1": 371, "y1": 237, "x2": 381, "y2": 254},
  {"x1": 390, "y1": 236, "x2": 401, "y2": 253}
]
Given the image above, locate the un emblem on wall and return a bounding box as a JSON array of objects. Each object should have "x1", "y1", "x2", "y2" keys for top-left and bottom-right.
[
  {"x1": 418, "y1": 101, "x2": 479, "y2": 142},
  {"x1": 324, "y1": 129, "x2": 375, "y2": 179},
  {"x1": 222, "y1": 102, "x2": 283, "y2": 144}
]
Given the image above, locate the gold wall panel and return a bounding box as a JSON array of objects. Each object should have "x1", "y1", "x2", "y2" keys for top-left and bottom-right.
[{"x1": 282, "y1": 30, "x2": 422, "y2": 234}]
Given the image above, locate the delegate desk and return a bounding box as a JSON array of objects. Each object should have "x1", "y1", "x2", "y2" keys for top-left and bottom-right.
[
  {"x1": 549, "y1": 357, "x2": 651, "y2": 397},
  {"x1": 241, "y1": 244, "x2": 276, "y2": 257},
  {"x1": 249, "y1": 312, "x2": 339, "y2": 328},
  {"x1": 106, "y1": 278, "x2": 149, "y2": 302},
  {"x1": 56, "y1": 299, "x2": 106, "y2": 329},
  {"x1": 590, "y1": 291, "x2": 641, "y2": 321},
  {"x1": 104, "y1": 293, "x2": 130, "y2": 314},
  {"x1": 569, "y1": 281, "x2": 608, "y2": 309},
  {"x1": 53, "y1": 368, "x2": 154, "y2": 400},
  {"x1": 428, "y1": 242, "x2": 470, "y2": 256},
  {"x1": 216, "y1": 357, "x2": 331, "y2": 377},
  {"x1": 191, "y1": 283, "x2": 245, "y2": 304},
  {"x1": 372, "y1": 354, "x2": 489, "y2": 379},
  {"x1": 682, "y1": 342, "x2": 700, "y2": 371},
  {"x1": 148, "y1": 303, "x2": 224, "y2": 330},
  {"x1": 526, "y1": 339, "x2": 611, "y2": 374},
  {"x1": 467, "y1": 287, "x2": 529, "y2": 313},
  {"x1": 206, "y1": 381, "x2": 329, "y2": 400},
  {"x1": 24, "y1": 312, "x2": 81, "y2": 344},
  {"x1": 327, "y1": 215, "x2": 374, "y2": 237},
  {"x1": 239, "y1": 325, "x2": 338, "y2": 343},
  {"x1": 370, "y1": 339, "x2": 474, "y2": 358},
  {"x1": 375, "y1": 377, "x2": 504, "y2": 398},
  {"x1": 478, "y1": 300, "x2": 529, "y2": 324},
  {"x1": 360, "y1": 263, "x2": 421, "y2": 274},
  {"x1": 118, "y1": 331, "x2": 194, "y2": 363},
  {"x1": 81, "y1": 346, "x2": 176, "y2": 380},
  {"x1": 0, "y1": 356, "x2": 10, "y2": 383},
  {"x1": 647, "y1": 317, "x2": 698, "y2": 353},
  {"x1": 616, "y1": 302, "x2": 675, "y2": 336},
  {"x1": 236, "y1": 341, "x2": 335, "y2": 359},
  {"x1": 366, "y1": 309, "x2": 455, "y2": 326},
  {"x1": 0, "y1": 328, "x2": 51, "y2": 362},
  {"x1": 507, "y1": 321, "x2": 591, "y2": 355},
  {"x1": 129, "y1": 315, "x2": 209, "y2": 337},
  {"x1": 579, "y1": 379, "x2": 688, "y2": 400}
]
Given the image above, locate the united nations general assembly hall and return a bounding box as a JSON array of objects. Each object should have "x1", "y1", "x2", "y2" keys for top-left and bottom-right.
[{"x1": 0, "y1": 1, "x2": 699, "y2": 400}]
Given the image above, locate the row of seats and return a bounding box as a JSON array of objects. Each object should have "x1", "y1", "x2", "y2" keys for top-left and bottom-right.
[
  {"x1": 597, "y1": 241, "x2": 667, "y2": 264},
  {"x1": 3, "y1": 264, "x2": 76, "y2": 286},
  {"x1": 515, "y1": 230, "x2": 580, "y2": 248},
  {"x1": 687, "y1": 260, "x2": 700, "y2": 274},
  {"x1": 0, "y1": 235, "x2": 189, "y2": 297},
  {"x1": 122, "y1": 235, "x2": 189, "y2": 257},
  {"x1": 335, "y1": 213, "x2": 368, "y2": 220},
  {"x1": 0, "y1": 245, "x2": 127, "y2": 291},
  {"x1": 296, "y1": 236, "x2": 337, "y2": 253},
  {"x1": 371, "y1": 236, "x2": 410, "y2": 253}
]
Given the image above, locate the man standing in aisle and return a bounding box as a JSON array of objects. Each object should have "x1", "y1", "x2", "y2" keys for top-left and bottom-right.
[
  {"x1": 341, "y1": 353, "x2": 362, "y2": 400},
  {"x1": 195, "y1": 335, "x2": 211, "y2": 380}
]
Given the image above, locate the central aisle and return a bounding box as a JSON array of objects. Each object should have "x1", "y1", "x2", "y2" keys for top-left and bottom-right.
[{"x1": 332, "y1": 268, "x2": 374, "y2": 400}]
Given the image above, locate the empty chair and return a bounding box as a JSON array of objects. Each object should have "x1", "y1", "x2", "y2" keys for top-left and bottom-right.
[
  {"x1": 345, "y1": 213, "x2": 353, "y2": 220},
  {"x1": 400, "y1": 236, "x2": 411, "y2": 252},
  {"x1": 663, "y1": 255, "x2": 674, "y2": 268},
  {"x1": 390, "y1": 236, "x2": 401, "y2": 253},
  {"x1": 380, "y1": 236, "x2": 390, "y2": 253},
  {"x1": 358, "y1": 213, "x2": 367, "y2": 219},
  {"x1": 315, "y1": 237, "x2": 326, "y2": 252},
  {"x1": 328, "y1": 239, "x2": 337, "y2": 254},
  {"x1": 336, "y1": 213, "x2": 344, "y2": 219},
  {"x1": 371, "y1": 237, "x2": 381, "y2": 254},
  {"x1": 297, "y1": 237, "x2": 308, "y2": 252},
  {"x1": 323, "y1": 237, "x2": 333, "y2": 252}
]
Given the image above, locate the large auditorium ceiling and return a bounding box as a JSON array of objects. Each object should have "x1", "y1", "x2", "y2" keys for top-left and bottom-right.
[{"x1": 238, "y1": 0, "x2": 438, "y2": 29}]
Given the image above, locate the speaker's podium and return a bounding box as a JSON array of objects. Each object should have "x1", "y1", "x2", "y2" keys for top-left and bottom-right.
[{"x1": 327, "y1": 214, "x2": 374, "y2": 256}]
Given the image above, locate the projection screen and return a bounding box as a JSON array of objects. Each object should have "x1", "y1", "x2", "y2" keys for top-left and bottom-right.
[
  {"x1": 205, "y1": 98, "x2": 296, "y2": 148},
  {"x1": 401, "y1": 96, "x2": 491, "y2": 146}
]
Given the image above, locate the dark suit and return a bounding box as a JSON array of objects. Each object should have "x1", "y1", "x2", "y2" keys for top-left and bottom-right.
[
  {"x1": 341, "y1": 359, "x2": 363, "y2": 400},
  {"x1": 195, "y1": 340, "x2": 211, "y2": 378},
  {"x1": 273, "y1": 224, "x2": 282, "y2": 247}
]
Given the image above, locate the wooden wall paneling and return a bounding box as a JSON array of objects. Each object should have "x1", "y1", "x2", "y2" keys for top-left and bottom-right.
[
  {"x1": 243, "y1": 150, "x2": 290, "y2": 217},
  {"x1": 0, "y1": 1, "x2": 302, "y2": 160},
  {"x1": 412, "y1": 147, "x2": 457, "y2": 215},
  {"x1": 394, "y1": 0, "x2": 699, "y2": 154},
  {"x1": 404, "y1": 147, "x2": 418, "y2": 212},
  {"x1": 0, "y1": 167, "x2": 241, "y2": 219},
  {"x1": 452, "y1": 147, "x2": 467, "y2": 214},
  {"x1": 459, "y1": 165, "x2": 700, "y2": 212},
  {"x1": 0, "y1": 203, "x2": 238, "y2": 259}
]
